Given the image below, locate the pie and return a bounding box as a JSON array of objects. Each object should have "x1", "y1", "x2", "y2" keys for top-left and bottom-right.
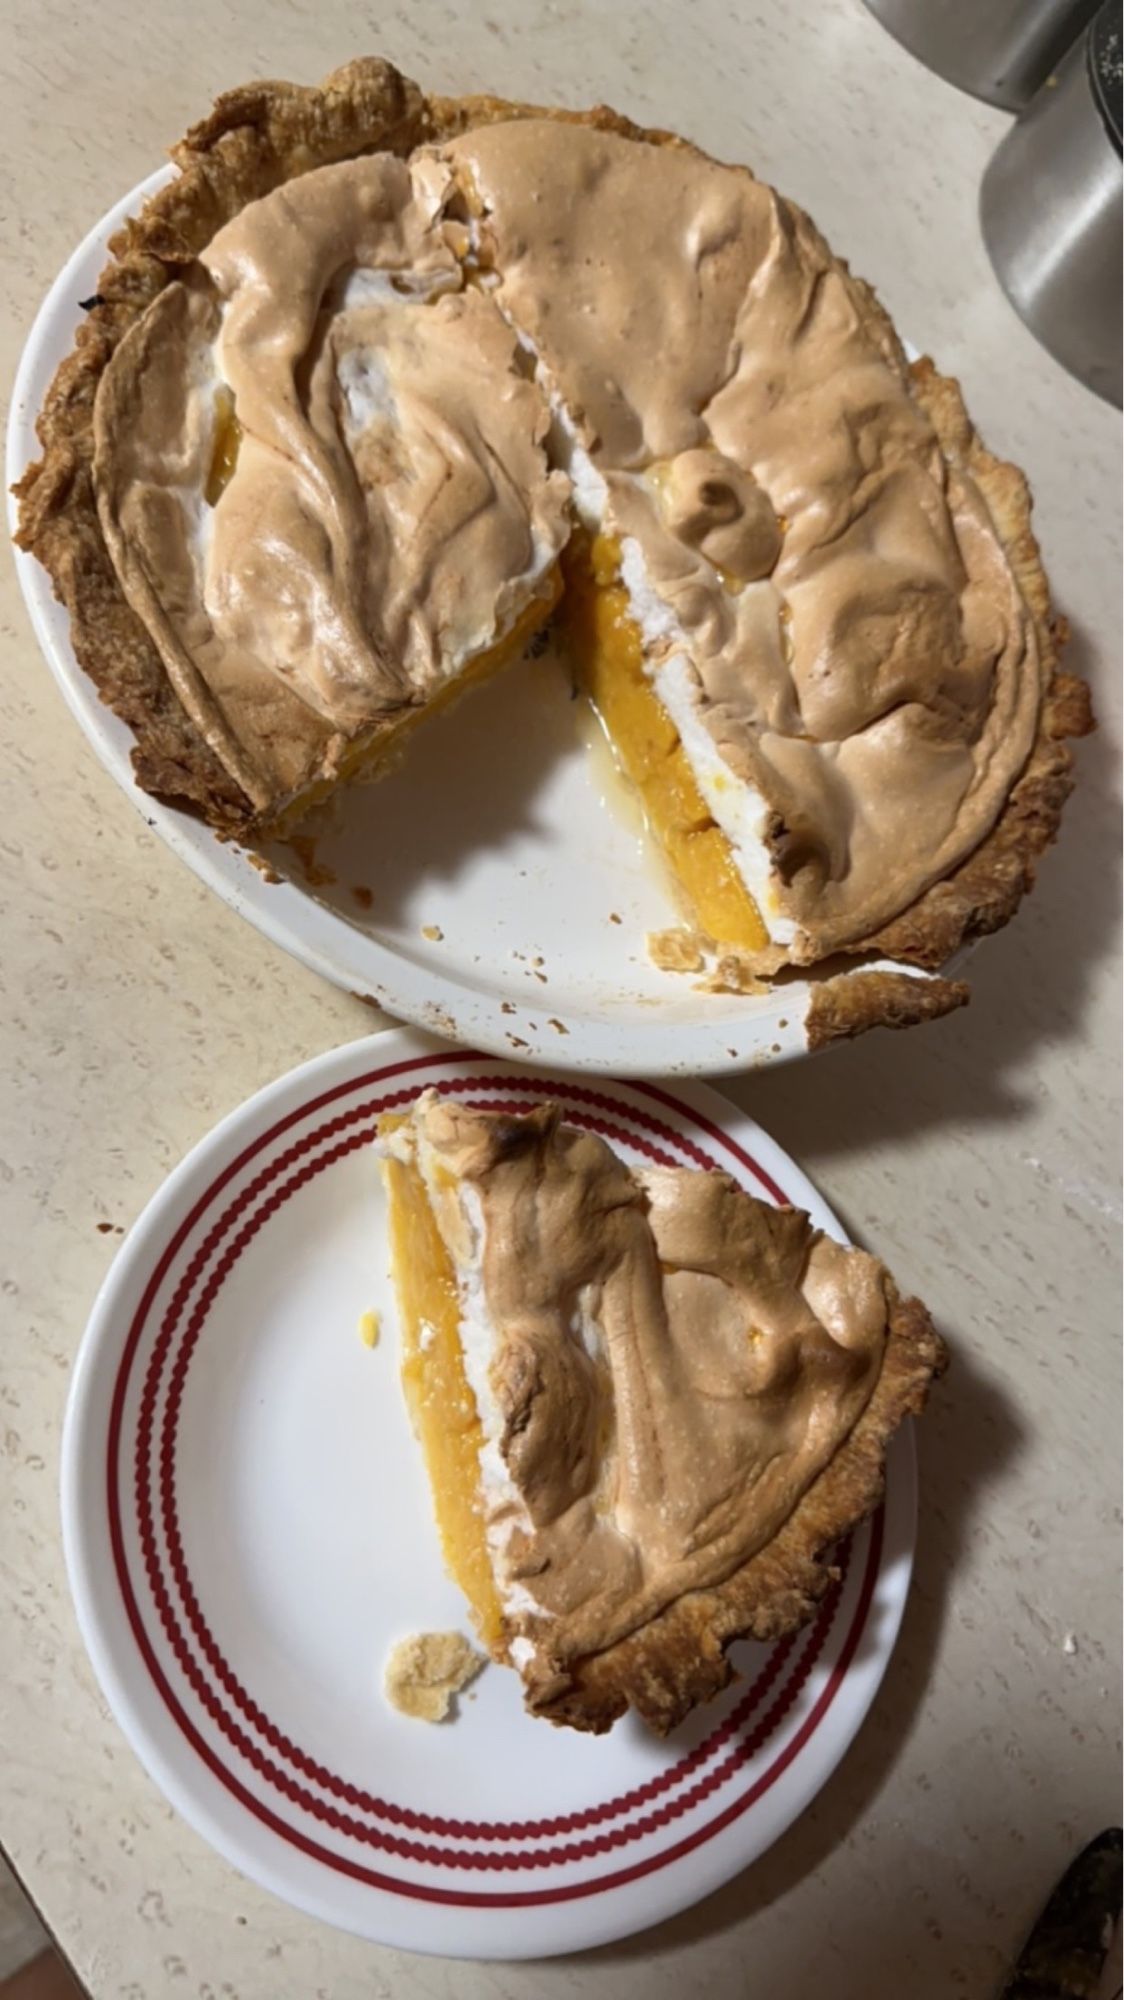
[
  {"x1": 14, "y1": 59, "x2": 1092, "y2": 1037},
  {"x1": 378, "y1": 1090, "x2": 945, "y2": 1734}
]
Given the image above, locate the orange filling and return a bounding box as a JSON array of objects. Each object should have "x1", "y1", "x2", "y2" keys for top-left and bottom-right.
[
  {"x1": 561, "y1": 534, "x2": 768, "y2": 952},
  {"x1": 380, "y1": 1117, "x2": 505, "y2": 1655}
]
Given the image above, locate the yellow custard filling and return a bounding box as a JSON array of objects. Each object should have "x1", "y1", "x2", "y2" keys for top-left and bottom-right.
[
  {"x1": 380, "y1": 1115, "x2": 505, "y2": 1655},
  {"x1": 562, "y1": 534, "x2": 768, "y2": 953}
]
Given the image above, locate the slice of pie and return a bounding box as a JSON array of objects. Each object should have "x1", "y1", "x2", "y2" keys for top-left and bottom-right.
[
  {"x1": 14, "y1": 59, "x2": 1092, "y2": 1035},
  {"x1": 378, "y1": 1090, "x2": 945, "y2": 1734}
]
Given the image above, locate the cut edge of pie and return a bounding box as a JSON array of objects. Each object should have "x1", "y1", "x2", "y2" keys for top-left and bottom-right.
[
  {"x1": 13, "y1": 57, "x2": 1093, "y2": 1031},
  {"x1": 377, "y1": 1089, "x2": 947, "y2": 1736}
]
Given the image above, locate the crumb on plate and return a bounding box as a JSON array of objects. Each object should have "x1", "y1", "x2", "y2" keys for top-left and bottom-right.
[
  {"x1": 646, "y1": 927, "x2": 706, "y2": 974},
  {"x1": 693, "y1": 951, "x2": 767, "y2": 995},
  {"x1": 247, "y1": 851, "x2": 282, "y2": 885},
  {"x1": 384, "y1": 1631, "x2": 486, "y2": 1721},
  {"x1": 358, "y1": 1310, "x2": 380, "y2": 1349}
]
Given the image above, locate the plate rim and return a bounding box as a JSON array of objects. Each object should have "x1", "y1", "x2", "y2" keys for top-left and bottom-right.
[
  {"x1": 7, "y1": 166, "x2": 943, "y2": 1081},
  {"x1": 60, "y1": 1025, "x2": 919, "y2": 1959}
]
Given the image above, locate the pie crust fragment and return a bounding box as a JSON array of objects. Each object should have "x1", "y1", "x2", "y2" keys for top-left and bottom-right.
[
  {"x1": 379, "y1": 1090, "x2": 946, "y2": 1735},
  {"x1": 13, "y1": 58, "x2": 1092, "y2": 1033}
]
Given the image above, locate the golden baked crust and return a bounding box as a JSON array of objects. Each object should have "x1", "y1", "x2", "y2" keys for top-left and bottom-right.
[
  {"x1": 528, "y1": 1285, "x2": 944, "y2": 1735},
  {"x1": 806, "y1": 967, "x2": 971, "y2": 1049},
  {"x1": 13, "y1": 59, "x2": 429, "y2": 829},
  {"x1": 859, "y1": 360, "x2": 1094, "y2": 970},
  {"x1": 14, "y1": 58, "x2": 1091, "y2": 997}
]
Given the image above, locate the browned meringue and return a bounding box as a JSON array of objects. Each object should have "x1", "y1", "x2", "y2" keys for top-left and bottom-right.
[
  {"x1": 653, "y1": 449, "x2": 784, "y2": 585},
  {"x1": 93, "y1": 153, "x2": 568, "y2": 814},
  {"x1": 90, "y1": 105, "x2": 1047, "y2": 952},
  {"x1": 447, "y1": 118, "x2": 1046, "y2": 958},
  {"x1": 390, "y1": 1091, "x2": 890, "y2": 1686}
]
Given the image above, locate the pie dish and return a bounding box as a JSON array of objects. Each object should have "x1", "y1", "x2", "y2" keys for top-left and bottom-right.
[
  {"x1": 13, "y1": 58, "x2": 1092, "y2": 1032},
  {"x1": 379, "y1": 1089, "x2": 946, "y2": 1734}
]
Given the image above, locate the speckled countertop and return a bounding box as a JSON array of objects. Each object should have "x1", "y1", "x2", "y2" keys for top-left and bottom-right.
[{"x1": 1, "y1": 2, "x2": 1120, "y2": 1994}]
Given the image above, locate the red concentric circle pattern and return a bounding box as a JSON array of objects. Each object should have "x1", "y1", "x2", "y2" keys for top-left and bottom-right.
[{"x1": 107, "y1": 1051, "x2": 885, "y2": 1908}]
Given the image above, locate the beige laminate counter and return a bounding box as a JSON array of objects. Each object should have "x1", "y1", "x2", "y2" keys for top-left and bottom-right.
[{"x1": 1, "y1": 3, "x2": 1120, "y2": 1994}]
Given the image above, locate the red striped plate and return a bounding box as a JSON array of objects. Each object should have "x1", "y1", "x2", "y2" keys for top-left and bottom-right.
[{"x1": 61, "y1": 1029, "x2": 918, "y2": 1958}]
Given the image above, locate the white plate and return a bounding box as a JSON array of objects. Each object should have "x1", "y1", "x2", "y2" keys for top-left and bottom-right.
[
  {"x1": 61, "y1": 1027, "x2": 918, "y2": 1959},
  {"x1": 7, "y1": 169, "x2": 935, "y2": 1078}
]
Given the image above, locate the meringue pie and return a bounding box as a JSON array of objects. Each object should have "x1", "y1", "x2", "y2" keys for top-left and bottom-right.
[
  {"x1": 15, "y1": 58, "x2": 1091, "y2": 1023},
  {"x1": 378, "y1": 1091, "x2": 945, "y2": 1734}
]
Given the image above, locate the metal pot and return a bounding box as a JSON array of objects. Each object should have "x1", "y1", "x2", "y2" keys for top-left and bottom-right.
[
  {"x1": 863, "y1": 0, "x2": 1103, "y2": 111},
  {"x1": 980, "y1": 2, "x2": 1122, "y2": 406}
]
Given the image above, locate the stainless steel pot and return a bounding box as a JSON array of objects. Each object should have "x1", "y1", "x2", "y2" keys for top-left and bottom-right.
[
  {"x1": 980, "y1": 4, "x2": 1122, "y2": 406},
  {"x1": 864, "y1": 0, "x2": 1102, "y2": 111}
]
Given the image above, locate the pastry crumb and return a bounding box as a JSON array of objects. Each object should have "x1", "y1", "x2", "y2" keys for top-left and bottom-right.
[
  {"x1": 384, "y1": 1631, "x2": 486, "y2": 1721},
  {"x1": 647, "y1": 927, "x2": 706, "y2": 973},
  {"x1": 548, "y1": 1018, "x2": 569, "y2": 1035},
  {"x1": 694, "y1": 951, "x2": 767, "y2": 995},
  {"x1": 358, "y1": 1310, "x2": 380, "y2": 1349},
  {"x1": 609, "y1": 912, "x2": 622, "y2": 925},
  {"x1": 247, "y1": 851, "x2": 283, "y2": 885},
  {"x1": 421, "y1": 924, "x2": 444, "y2": 942},
  {"x1": 1062, "y1": 1631, "x2": 1078, "y2": 1656}
]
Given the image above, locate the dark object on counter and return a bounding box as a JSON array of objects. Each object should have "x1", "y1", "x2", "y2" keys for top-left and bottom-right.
[
  {"x1": 999, "y1": 1828, "x2": 1122, "y2": 1998},
  {"x1": 864, "y1": 0, "x2": 1102, "y2": 112},
  {"x1": 980, "y1": 1, "x2": 1122, "y2": 407},
  {"x1": 1089, "y1": 0, "x2": 1124, "y2": 144}
]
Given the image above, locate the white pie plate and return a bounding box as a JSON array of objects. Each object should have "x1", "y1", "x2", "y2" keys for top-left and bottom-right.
[
  {"x1": 61, "y1": 1027, "x2": 919, "y2": 1959},
  {"x1": 7, "y1": 166, "x2": 935, "y2": 1078}
]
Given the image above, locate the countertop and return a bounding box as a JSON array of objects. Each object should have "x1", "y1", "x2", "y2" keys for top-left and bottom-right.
[{"x1": 1, "y1": 2, "x2": 1120, "y2": 1994}]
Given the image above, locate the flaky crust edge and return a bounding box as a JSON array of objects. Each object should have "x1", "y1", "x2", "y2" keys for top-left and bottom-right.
[
  {"x1": 12, "y1": 59, "x2": 431, "y2": 827},
  {"x1": 13, "y1": 59, "x2": 1092, "y2": 984},
  {"x1": 857, "y1": 357, "x2": 1093, "y2": 971},
  {"x1": 523, "y1": 1282, "x2": 946, "y2": 1736}
]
